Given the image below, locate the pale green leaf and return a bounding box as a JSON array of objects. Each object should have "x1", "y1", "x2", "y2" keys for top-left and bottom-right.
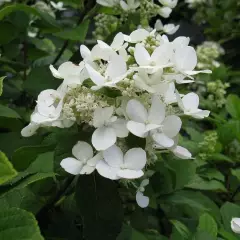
[
  {"x1": 198, "y1": 213, "x2": 218, "y2": 238},
  {"x1": 0, "y1": 76, "x2": 5, "y2": 96}
]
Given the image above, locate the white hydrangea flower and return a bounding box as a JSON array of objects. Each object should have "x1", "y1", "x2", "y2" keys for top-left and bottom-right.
[
  {"x1": 159, "y1": 0, "x2": 178, "y2": 8},
  {"x1": 50, "y1": 1, "x2": 66, "y2": 10},
  {"x1": 92, "y1": 107, "x2": 129, "y2": 150},
  {"x1": 231, "y1": 218, "x2": 240, "y2": 234},
  {"x1": 176, "y1": 92, "x2": 210, "y2": 119},
  {"x1": 134, "y1": 43, "x2": 173, "y2": 73},
  {"x1": 124, "y1": 29, "x2": 154, "y2": 43},
  {"x1": 126, "y1": 96, "x2": 181, "y2": 147},
  {"x1": 120, "y1": 0, "x2": 140, "y2": 11},
  {"x1": 86, "y1": 54, "x2": 127, "y2": 90},
  {"x1": 154, "y1": 20, "x2": 179, "y2": 35},
  {"x1": 136, "y1": 179, "x2": 149, "y2": 208},
  {"x1": 60, "y1": 141, "x2": 102, "y2": 175},
  {"x1": 96, "y1": 144, "x2": 147, "y2": 180},
  {"x1": 159, "y1": 6, "x2": 172, "y2": 18}
]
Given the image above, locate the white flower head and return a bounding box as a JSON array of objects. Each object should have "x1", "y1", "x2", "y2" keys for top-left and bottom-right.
[
  {"x1": 92, "y1": 107, "x2": 129, "y2": 151},
  {"x1": 159, "y1": 0, "x2": 178, "y2": 8},
  {"x1": 86, "y1": 54, "x2": 127, "y2": 90},
  {"x1": 231, "y1": 218, "x2": 240, "y2": 234},
  {"x1": 96, "y1": 144, "x2": 147, "y2": 180},
  {"x1": 134, "y1": 43, "x2": 173, "y2": 73},
  {"x1": 61, "y1": 141, "x2": 102, "y2": 175},
  {"x1": 126, "y1": 96, "x2": 182, "y2": 148},
  {"x1": 136, "y1": 179, "x2": 149, "y2": 208},
  {"x1": 50, "y1": 1, "x2": 66, "y2": 10},
  {"x1": 120, "y1": 0, "x2": 140, "y2": 11},
  {"x1": 176, "y1": 92, "x2": 210, "y2": 119},
  {"x1": 163, "y1": 24, "x2": 179, "y2": 35},
  {"x1": 97, "y1": 0, "x2": 120, "y2": 7}
]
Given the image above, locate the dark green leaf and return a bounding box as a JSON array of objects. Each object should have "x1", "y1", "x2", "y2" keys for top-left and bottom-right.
[
  {"x1": 226, "y1": 94, "x2": 240, "y2": 119},
  {"x1": 0, "y1": 208, "x2": 44, "y2": 239},
  {"x1": 75, "y1": 173, "x2": 124, "y2": 240},
  {"x1": 0, "y1": 104, "x2": 21, "y2": 118},
  {"x1": 198, "y1": 213, "x2": 218, "y2": 238}
]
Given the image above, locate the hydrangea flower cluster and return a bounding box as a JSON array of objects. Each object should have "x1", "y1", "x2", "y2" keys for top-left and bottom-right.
[
  {"x1": 21, "y1": 28, "x2": 211, "y2": 208},
  {"x1": 196, "y1": 41, "x2": 225, "y2": 70},
  {"x1": 94, "y1": 0, "x2": 178, "y2": 40}
]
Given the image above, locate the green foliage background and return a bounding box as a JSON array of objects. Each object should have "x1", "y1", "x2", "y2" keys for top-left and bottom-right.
[{"x1": 0, "y1": 0, "x2": 239, "y2": 239}]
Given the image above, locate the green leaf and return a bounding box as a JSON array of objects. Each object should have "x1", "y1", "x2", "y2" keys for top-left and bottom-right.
[
  {"x1": 0, "y1": 151, "x2": 17, "y2": 185},
  {"x1": 75, "y1": 173, "x2": 123, "y2": 240},
  {"x1": 0, "y1": 76, "x2": 6, "y2": 96},
  {"x1": 226, "y1": 94, "x2": 240, "y2": 119},
  {"x1": 193, "y1": 231, "x2": 216, "y2": 240},
  {"x1": 170, "y1": 220, "x2": 191, "y2": 239},
  {"x1": 0, "y1": 208, "x2": 43, "y2": 239},
  {"x1": 185, "y1": 127, "x2": 204, "y2": 142},
  {"x1": 187, "y1": 175, "x2": 227, "y2": 192},
  {"x1": 24, "y1": 66, "x2": 59, "y2": 97},
  {"x1": 231, "y1": 168, "x2": 240, "y2": 181},
  {"x1": 0, "y1": 4, "x2": 60, "y2": 30},
  {"x1": 166, "y1": 159, "x2": 196, "y2": 190},
  {"x1": 218, "y1": 228, "x2": 239, "y2": 240},
  {"x1": 54, "y1": 20, "x2": 90, "y2": 41},
  {"x1": 218, "y1": 120, "x2": 240, "y2": 144},
  {"x1": 11, "y1": 145, "x2": 54, "y2": 171},
  {"x1": 0, "y1": 22, "x2": 19, "y2": 44},
  {"x1": 198, "y1": 213, "x2": 218, "y2": 238},
  {"x1": 221, "y1": 202, "x2": 240, "y2": 232},
  {"x1": 0, "y1": 104, "x2": 21, "y2": 118}
]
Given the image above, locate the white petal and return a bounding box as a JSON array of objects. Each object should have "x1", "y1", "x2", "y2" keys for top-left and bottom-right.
[
  {"x1": 106, "y1": 54, "x2": 127, "y2": 79},
  {"x1": 148, "y1": 96, "x2": 165, "y2": 124},
  {"x1": 127, "y1": 121, "x2": 148, "y2": 138},
  {"x1": 185, "y1": 69, "x2": 212, "y2": 75},
  {"x1": 174, "y1": 46, "x2": 197, "y2": 71},
  {"x1": 128, "y1": 29, "x2": 149, "y2": 43},
  {"x1": 49, "y1": 65, "x2": 62, "y2": 79},
  {"x1": 120, "y1": 0, "x2": 129, "y2": 10},
  {"x1": 111, "y1": 32, "x2": 124, "y2": 50},
  {"x1": 93, "y1": 106, "x2": 114, "y2": 128},
  {"x1": 80, "y1": 45, "x2": 91, "y2": 60},
  {"x1": 123, "y1": 148, "x2": 147, "y2": 170},
  {"x1": 154, "y1": 19, "x2": 163, "y2": 31},
  {"x1": 231, "y1": 218, "x2": 240, "y2": 234},
  {"x1": 172, "y1": 146, "x2": 192, "y2": 159},
  {"x1": 87, "y1": 152, "x2": 103, "y2": 167},
  {"x1": 182, "y1": 92, "x2": 199, "y2": 111},
  {"x1": 151, "y1": 44, "x2": 173, "y2": 66},
  {"x1": 85, "y1": 64, "x2": 105, "y2": 86},
  {"x1": 162, "y1": 115, "x2": 182, "y2": 138},
  {"x1": 136, "y1": 191, "x2": 149, "y2": 208},
  {"x1": 60, "y1": 157, "x2": 83, "y2": 175},
  {"x1": 58, "y1": 62, "x2": 81, "y2": 78},
  {"x1": 92, "y1": 126, "x2": 116, "y2": 151},
  {"x1": 96, "y1": 160, "x2": 120, "y2": 180},
  {"x1": 111, "y1": 118, "x2": 129, "y2": 138},
  {"x1": 126, "y1": 99, "x2": 148, "y2": 123},
  {"x1": 117, "y1": 169, "x2": 144, "y2": 179},
  {"x1": 134, "y1": 44, "x2": 151, "y2": 66},
  {"x1": 103, "y1": 144, "x2": 124, "y2": 167},
  {"x1": 191, "y1": 110, "x2": 210, "y2": 119},
  {"x1": 80, "y1": 165, "x2": 95, "y2": 174},
  {"x1": 21, "y1": 123, "x2": 39, "y2": 137},
  {"x1": 163, "y1": 24, "x2": 179, "y2": 35},
  {"x1": 145, "y1": 123, "x2": 161, "y2": 132},
  {"x1": 72, "y1": 141, "x2": 93, "y2": 161},
  {"x1": 172, "y1": 36, "x2": 190, "y2": 48},
  {"x1": 159, "y1": 6, "x2": 172, "y2": 18},
  {"x1": 152, "y1": 133, "x2": 174, "y2": 148}
]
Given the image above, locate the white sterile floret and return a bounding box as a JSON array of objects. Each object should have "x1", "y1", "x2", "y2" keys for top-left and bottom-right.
[
  {"x1": 86, "y1": 54, "x2": 127, "y2": 90},
  {"x1": 159, "y1": 6, "x2": 172, "y2": 18},
  {"x1": 60, "y1": 141, "x2": 102, "y2": 175},
  {"x1": 92, "y1": 107, "x2": 129, "y2": 151},
  {"x1": 154, "y1": 20, "x2": 179, "y2": 35},
  {"x1": 124, "y1": 29, "x2": 153, "y2": 43},
  {"x1": 96, "y1": 144, "x2": 147, "y2": 180},
  {"x1": 158, "y1": 0, "x2": 178, "y2": 8},
  {"x1": 50, "y1": 1, "x2": 66, "y2": 10},
  {"x1": 126, "y1": 96, "x2": 182, "y2": 148},
  {"x1": 176, "y1": 92, "x2": 210, "y2": 119},
  {"x1": 231, "y1": 218, "x2": 240, "y2": 234},
  {"x1": 120, "y1": 0, "x2": 140, "y2": 11},
  {"x1": 134, "y1": 43, "x2": 173, "y2": 73},
  {"x1": 136, "y1": 179, "x2": 149, "y2": 208}
]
